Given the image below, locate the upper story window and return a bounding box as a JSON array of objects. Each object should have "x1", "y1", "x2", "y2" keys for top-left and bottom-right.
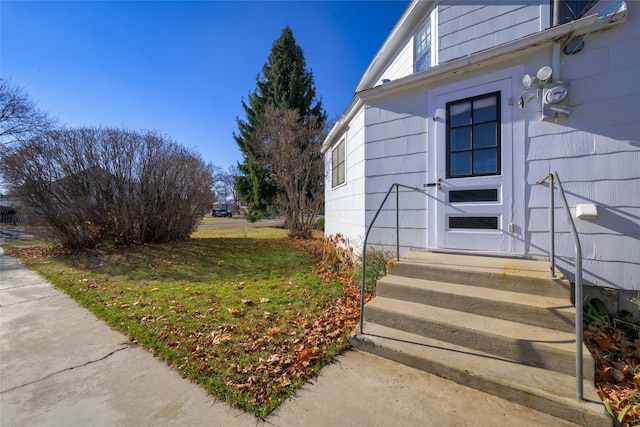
[
  {"x1": 555, "y1": 0, "x2": 599, "y2": 24},
  {"x1": 331, "y1": 139, "x2": 345, "y2": 188},
  {"x1": 413, "y1": 20, "x2": 431, "y2": 73}
]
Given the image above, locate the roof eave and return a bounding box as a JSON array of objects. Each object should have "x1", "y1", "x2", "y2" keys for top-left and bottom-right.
[
  {"x1": 323, "y1": 3, "x2": 627, "y2": 152},
  {"x1": 354, "y1": 0, "x2": 435, "y2": 93}
]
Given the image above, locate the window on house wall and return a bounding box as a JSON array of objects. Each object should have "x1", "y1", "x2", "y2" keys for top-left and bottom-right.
[
  {"x1": 555, "y1": 0, "x2": 599, "y2": 24},
  {"x1": 331, "y1": 139, "x2": 345, "y2": 188},
  {"x1": 414, "y1": 19, "x2": 431, "y2": 73},
  {"x1": 446, "y1": 92, "x2": 501, "y2": 178}
]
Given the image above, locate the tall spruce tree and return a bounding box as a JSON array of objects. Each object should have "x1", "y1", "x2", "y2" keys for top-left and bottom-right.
[{"x1": 234, "y1": 26, "x2": 325, "y2": 221}]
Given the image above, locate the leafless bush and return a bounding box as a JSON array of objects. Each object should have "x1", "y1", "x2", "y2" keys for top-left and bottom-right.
[
  {"x1": 257, "y1": 106, "x2": 325, "y2": 238},
  {"x1": 1, "y1": 127, "x2": 214, "y2": 248}
]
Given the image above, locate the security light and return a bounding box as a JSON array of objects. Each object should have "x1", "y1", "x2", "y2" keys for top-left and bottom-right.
[{"x1": 536, "y1": 66, "x2": 553, "y2": 83}]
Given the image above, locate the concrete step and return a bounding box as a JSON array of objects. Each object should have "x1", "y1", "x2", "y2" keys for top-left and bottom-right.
[
  {"x1": 389, "y1": 251, "x2": 571, "y2": 299},
  {"x1": 364, "y1": 297, "x2": 594, "y2": 380},
  {"x1": 377, "y1": 274, "x2": 576, "y2": 333},
  {"x1": 350, "y1": 323, "x2": 609, "y2": 427}
]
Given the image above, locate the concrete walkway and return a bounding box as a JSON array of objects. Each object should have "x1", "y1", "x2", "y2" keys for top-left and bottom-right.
[{"x1": 0, "y1": 245, "x2": 579, "y2": 426}]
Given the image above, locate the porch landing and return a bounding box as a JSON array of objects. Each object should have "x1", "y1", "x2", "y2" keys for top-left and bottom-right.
[{"x1": 350, "y1": 251, "x2": 609, "y2": 427}]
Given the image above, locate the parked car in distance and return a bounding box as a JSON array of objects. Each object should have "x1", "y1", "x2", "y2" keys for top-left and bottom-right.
[{"x1": 212, "y1": 209, "x2": 232, "y2": 218}]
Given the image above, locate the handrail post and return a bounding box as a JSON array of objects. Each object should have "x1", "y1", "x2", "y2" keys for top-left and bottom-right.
[
  {"x1": 550, "y1": 174, "x2": 555, "y2": 277},
  {"x1": 396, "y1": 184, "x2": 400, "y2": 261},
  {"x1": 360, "y1": 243, "x2": 367, "y2": 333},
  {"x1": 360, "y1": 184, "x2": 398, "y2": 334},
  {"x1": 359, "y1": 183, "x2": 429, "y2": 334},
  {"x1": 551, "y1": 172, "x2": 583, "y2": 400}
]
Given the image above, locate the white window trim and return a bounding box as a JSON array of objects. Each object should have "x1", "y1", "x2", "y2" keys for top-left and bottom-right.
[
  {"x1": 413, "y1": 9, "x2": 439, "y2": 73},
  {"x1": 413, "y1": 18, "x2": 431, "y2": 73},
  {"x1": 430, "y1": 7, "x2": 439, "y2": 68}
]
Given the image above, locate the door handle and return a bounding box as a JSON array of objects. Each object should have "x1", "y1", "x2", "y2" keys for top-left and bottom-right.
[{"x1": 424, "y1": 178, "x2": 442, "y2": 190}]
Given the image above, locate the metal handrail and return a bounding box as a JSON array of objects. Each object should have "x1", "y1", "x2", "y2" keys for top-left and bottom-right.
[
  {"x1": 359, "y1": 183, "x2": 429, "y2": 333},
  {"x1": 360, "y1": 174, "x2": 585, "y2": 400},
  {"x1": 536, "y1": 171, "x2": 584, "y2": 400}
]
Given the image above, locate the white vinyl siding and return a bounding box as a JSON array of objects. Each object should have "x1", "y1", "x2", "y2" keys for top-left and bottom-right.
[
  {"x1": 524, "y1": 7, "x2": 640, "y2": 290},
  {"x1": 326, "y1": 0, "x2": 639, "y2": 296},
  {"x1": 362, "y1": 92, "x2": 429, "y2": 254},
  {"x1": 438, "y1": 3, "x2": 545, "y2": 64},
  {"x1": 324, "y1": 110, "x2": 366, "y2": 247}
]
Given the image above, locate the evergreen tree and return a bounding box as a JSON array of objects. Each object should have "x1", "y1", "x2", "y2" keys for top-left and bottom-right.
[{"x1": 234, "y1": 26, "x2": 325, "y2": 221}]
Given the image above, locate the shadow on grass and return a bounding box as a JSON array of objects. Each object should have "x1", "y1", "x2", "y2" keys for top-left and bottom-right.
[{"x1": 49, "y1": 237, "x2": 311, "y2": 286}]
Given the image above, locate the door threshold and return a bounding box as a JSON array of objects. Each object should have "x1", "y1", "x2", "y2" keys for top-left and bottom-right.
[{"x1": 419, "y1": 248, "x2": 530, "y2": 260}]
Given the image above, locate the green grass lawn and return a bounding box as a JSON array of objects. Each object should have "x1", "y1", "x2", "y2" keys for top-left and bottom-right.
[{"x1": 9, "y1": 223, "x2": 356, "y2": 419}]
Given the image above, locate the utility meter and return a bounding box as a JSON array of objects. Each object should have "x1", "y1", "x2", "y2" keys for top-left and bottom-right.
[{"x1": 542, "y1": 81, "x2": 570, "y2": 120}]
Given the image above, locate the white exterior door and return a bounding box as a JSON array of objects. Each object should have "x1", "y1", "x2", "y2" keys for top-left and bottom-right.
[{"x1": 428, "y1": 73, "x2": 522, "y2": 254}]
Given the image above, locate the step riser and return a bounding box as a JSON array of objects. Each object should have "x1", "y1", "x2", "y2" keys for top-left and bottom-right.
[
  {"x1": 364, "y1": 304, "x2": 594, "y2": 380},
  {"x1": 359, "y1": 252, "x2": 603, "y2": 425},
  {"x1": 377, "y1": 280, "x2": 575, "y2": 333},
  {"x1": 350, "y1": 334, "x2": 607, "y2": 427},
  {"x1": 388, "y1": 262, "x2": 571, "y2": 299}
]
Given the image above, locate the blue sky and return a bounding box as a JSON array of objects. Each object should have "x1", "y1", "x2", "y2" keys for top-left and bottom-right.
[{"x1": 1, "y1": 0, "x2": 409, "y2": 170}]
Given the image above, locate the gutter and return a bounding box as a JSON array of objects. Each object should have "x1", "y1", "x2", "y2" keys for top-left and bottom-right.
[{"x1": 322, "y1": 5, "x2": 627, "y2": 152}]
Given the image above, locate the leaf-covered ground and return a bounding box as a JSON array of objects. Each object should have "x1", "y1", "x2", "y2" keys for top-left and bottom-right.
[
  {"x1": 6, "y1": 225, "x2": 636, "y2": 423},
  {"x1": 584, "y1": 314, "x2": 640, "y2": 426},
  {"x1": 6, "y1": 230, "x2": 367, "y2": 419}
]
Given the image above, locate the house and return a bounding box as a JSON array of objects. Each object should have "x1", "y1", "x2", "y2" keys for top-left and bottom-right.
[
  {"x1": 323, "y1": 0, "x2": 639, "y2": 315},
  {"x1": 323, "y1": 2, "x2": 638, "y2": 422},
  {"x1": 0, "y1": 196, "x2": 24, "y2": 225}
]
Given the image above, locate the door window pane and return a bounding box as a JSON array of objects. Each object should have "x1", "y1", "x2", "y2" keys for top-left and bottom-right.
[
  {"x1": 473, "y1": 96, "x2": 497, "y2": 123},
  {"x1": 450, "y1": 152, "x2": 472, "y2": 176},
  {"x1": 449, "y1": 102, "x2": 472, "y2": 127},
  {"x1": 449, "y1": 216, "x2": 498, "y2": 229},
  {"x1": 449, "y1": 189, "x2": 498, "y2": 203},
  {"x1": 446, "y1": 92, "x2": 501, "y2": 178},
  {"x1": 473, "y1": 123, "x2": 497, "y2": 148},
  {"x1": 450, "y1": 128, "x2": 471, "y2": 151},
  {"x1": 473, "y1": 148, "x2": 498, "y2": 174}
]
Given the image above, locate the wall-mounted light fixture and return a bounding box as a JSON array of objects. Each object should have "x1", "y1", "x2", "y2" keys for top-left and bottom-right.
[
  {"x1": 519, "y1": 66, "x2": 555, "y2": 108},
  {"x1": 522, "y1": 66, "x2": 553, "y2": 89},
  {"x1": 536, "y1": 66, "x2": 553, "y2": 83},
  {"x1": 519, "y1": 65, "x2": 570, "y2": 120}
]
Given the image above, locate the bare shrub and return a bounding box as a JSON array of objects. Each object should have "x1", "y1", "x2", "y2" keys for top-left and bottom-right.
[
  {"x1": 1, "y1": 127, "x2": 213, "y2": 248},
  {"x1": 256, "y1": 106, "x2": 325, "y2": 238}
]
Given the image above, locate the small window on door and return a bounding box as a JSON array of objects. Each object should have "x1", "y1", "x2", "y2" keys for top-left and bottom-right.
[{"x1": 446, "y1": 92, "x2": 501, "y2": 178}]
